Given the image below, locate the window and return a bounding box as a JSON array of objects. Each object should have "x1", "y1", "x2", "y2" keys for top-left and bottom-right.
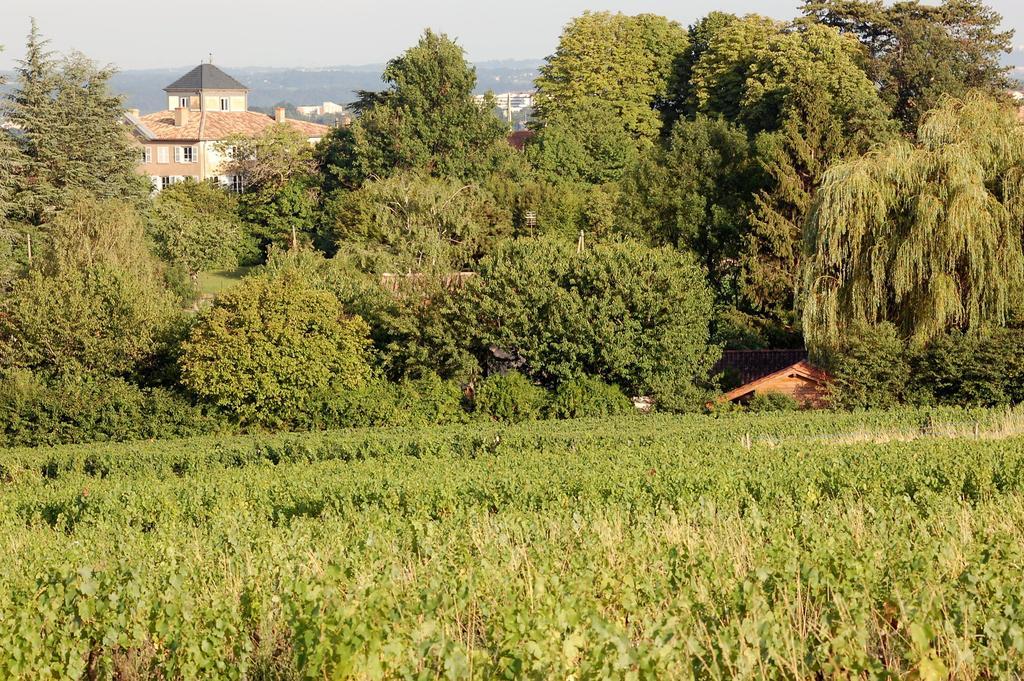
[
  {"x1": 156, "y1": 146, "x2": 169, "y2": 164},
  {"x1": 160, "y1": 176, "x2": 173, "y2": 190},
  {"x1": 139, "y1": 147, "x2": 152, "y2": 163},
  {"x1": 220, "y1": 97, "x2": 230, "y2": 111},
  {"x1": 174, "y1": 146, "x2": 195, "y2": 163},
  {"x1": 229, "y1": 175, "x2": 244, "y2": 193},
  {"x1": 178, "y1": 97, "x2": 188, "y2": 109}
]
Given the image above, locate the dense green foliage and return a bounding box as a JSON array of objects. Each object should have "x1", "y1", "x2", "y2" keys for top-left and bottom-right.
[
  {"x1": 547, "y1": 375, "x2": 633, "y2": 419},
  {"x1": 3, "y1": 410, "x2": 1024, "y2": 677},
  {"x1": 147, "y1": 180, "x2": 246, "y2": 280},
  {"x1": 472, "y1": 371, "x2": 549, "y2": 422},
  {"x1": 456, "y1": 238, "x2": 718, "y2": 408},
  {"x1": 1, "y1": 8, "x2": 1021, "y2": 443},
  {"x1": 802, "y1": 0, "x2": 1014, "y2": 130},
  {"x1": 0, "y1": 197, "x2": 175, "y2": 380},
  {"x1": 179, "y1": 270, "x2": 373, "y2": 427},
  {"x1": 803, "y1": 95, "x2": 1024, "y2": 348}
]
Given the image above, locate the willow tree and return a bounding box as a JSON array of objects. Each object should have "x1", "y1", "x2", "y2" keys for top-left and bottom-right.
[{"x1": 803, "y1": 94, "x2": 1024, "y2": 348}]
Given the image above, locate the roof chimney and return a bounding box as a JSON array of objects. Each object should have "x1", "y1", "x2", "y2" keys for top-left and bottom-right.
[
  {"x1": 127, "y1": 108, "x2": 140, "y2": 118},
  {"x1": 274, "y1": 107, "x2": 286, "y2": 124},
  {"x1": 174, "y1": 107, "x2": 190, "y2": 127}
]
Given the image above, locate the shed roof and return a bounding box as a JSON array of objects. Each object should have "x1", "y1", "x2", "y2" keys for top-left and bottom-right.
[
  {"x1": 165, "y1": 64, "x2": 248, "y2": 92},
  {"x1": 720, "y1": 360, "x2": 831, "y2": 404},
  {"x1": 713, "y1": 349, "x2": 808, "y2": 386}
]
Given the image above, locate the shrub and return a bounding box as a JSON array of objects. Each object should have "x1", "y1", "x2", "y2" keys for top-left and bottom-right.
[
  {"x1": 473, "y1": 372, "x2": 548, "y2": 423},
  {"x1": 398, "y1": 372, "x2": 468, "y2": 425},
  {"x1": 0, "y1": 371, "x2": 228, "y2": 447},
  {"x1": 746, "y1": 392, "x2": 800, "y2": 413},
  {"x1": 819, "y1": 322, "x2": 911, "y2": 409},
  {"x1": 912, "y1": 326, "x2": 1024, "y2": 407},
  {"x1": 547, "y1": 375, "x2": 633, "y2": 419},
  {"x1": 179, "y1": 269, "x2": 373, "y2": 427},
  {"x1": 458, "y1": 237, "x2": 718, "y2": 411},
  {"x1": 300, "y1": 373, "x2": 468, "y2": 430},
  {"x1": 0, "y1": 198, "x2": 176, "y2": 380}
]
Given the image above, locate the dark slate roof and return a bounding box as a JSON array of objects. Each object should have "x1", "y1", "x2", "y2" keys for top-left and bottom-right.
[
  {"x1": 713, "y1": 349, "x2": 809, "y2": 387},
  {"x1": 164, "y1": 64, "x2": 248, "y2": 92}
]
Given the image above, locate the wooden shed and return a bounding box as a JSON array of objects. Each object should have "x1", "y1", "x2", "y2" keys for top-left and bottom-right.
[{"x1": 713, "y1": 350, "x2": 831, "y2": 408}]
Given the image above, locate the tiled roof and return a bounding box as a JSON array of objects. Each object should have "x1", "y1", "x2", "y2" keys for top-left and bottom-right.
[
  {"x1": 165, "y1": 64, "x2": 248, "y2": 92},
  {"x1": 136, "y1": 111, "x2": 329, "y2": 142},
  {"x1": 712, "y1": 349, "x2": 809, "y2": 387}
]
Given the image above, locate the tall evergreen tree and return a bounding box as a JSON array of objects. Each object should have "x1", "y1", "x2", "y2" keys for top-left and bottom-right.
[
  {"x1": 7, "y1": 21, "x2": 146, "y2": 223},
  {"x1": 317, "y1": 30, "x2": 510, "y2": 190},
  {"x1": 0, "y1": 48, "x2": 26, "y2": 221},
  {"x1": 803, "y1": 94, "x2": 1024, "y2": 348}
]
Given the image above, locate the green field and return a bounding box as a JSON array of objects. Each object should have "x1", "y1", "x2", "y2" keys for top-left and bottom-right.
[{"x1": 2, "y1": 409, "x2": 1024, "y2": 679}]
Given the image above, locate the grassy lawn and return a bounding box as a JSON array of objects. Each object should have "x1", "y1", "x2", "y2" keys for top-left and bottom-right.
[{"x1": 196, "y1": 266, "x2": 254, "y2": 297}]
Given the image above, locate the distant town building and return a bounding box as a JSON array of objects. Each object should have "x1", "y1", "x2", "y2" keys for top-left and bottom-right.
[
  {"x1": 295, "y1": 101, "x2": 346, "y2": 117},
  {"x1": 1012, "y1": 90, "x2": 1024, "y2": 123},
  {"x1": 475, "y1": 91, "x2": 534, "y2": 119},
  {"x1": 125, "y1": 63, "x2": 329, "y2": 192}
]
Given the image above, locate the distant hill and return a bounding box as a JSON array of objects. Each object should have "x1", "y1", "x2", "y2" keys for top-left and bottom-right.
[
  {"x1": 108, "y1": 61, "x2": 542, "y2": 114},
  {"x1": 0, "y1": 61, "x2": 543, "y2": 114}
]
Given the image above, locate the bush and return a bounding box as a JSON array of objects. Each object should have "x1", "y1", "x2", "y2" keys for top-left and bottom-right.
[
  {"x1": 547, "y1": 375, "x2": 633, "y2": 419},
  {"x1": 0, "y1": 371, "x2": 228, "y2": 447},
  {"x1": 912, "y1": 326, "x2": 1024, "y2": 407},
  {"x1": 179, "y1": 269, "x2": 373, "y2": 427},
  {"x1": 298, "y1": 373, "x2": 469, "y2": 430},
  {"x1": 473, "y1": 372, "x2": 549, "y2": 423},
  {"x1": 746, "y1": 392, "x2": 800, "y2": 413},
  {"x1": 458, "y1": 237, "x2": 718, "y2": 411},
  {"x1": 819, "y1": 322, "x2": 911, "y2": 409}
]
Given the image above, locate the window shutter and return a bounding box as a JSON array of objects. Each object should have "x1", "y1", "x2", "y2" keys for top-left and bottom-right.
[
  {"x1": 174, "y1": 147, "x2": 182, "y2": 163},
  {"x1": 157, "y1": 146, "x2": 169, "y2": 164}
]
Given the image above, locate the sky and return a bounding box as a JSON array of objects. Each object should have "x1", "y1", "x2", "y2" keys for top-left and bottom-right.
[{"x1": 1, "y1": 0, "x2": 1023, "y2": 71}]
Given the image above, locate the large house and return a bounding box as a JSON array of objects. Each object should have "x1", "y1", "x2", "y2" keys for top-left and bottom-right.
[{"x1": 125, "y1": 63, "x2": 329, "y2": 192}]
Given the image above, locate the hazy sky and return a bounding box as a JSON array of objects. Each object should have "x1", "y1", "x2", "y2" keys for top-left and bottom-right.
[{"x1": 1, "y1": 0, "x2": 1023, "y2": 71}]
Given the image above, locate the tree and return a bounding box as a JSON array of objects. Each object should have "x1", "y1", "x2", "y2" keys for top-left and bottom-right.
[
  {"x1": 5, "y1": 22, "x2": 147, "y2": 223},
  {"x1": 455, "y1": 237, "x2": 718, "y2": 410},
  {"x1": 802, "y1": 94, "x2": 1024, "y2": 348},
  {"x1": 218, "y1": 124, "x2": 319, "y2": 252},
  {"x1": 684, "y1": 17, "x2": 897, "y2": 322},
  {"x1": 179, "y1": 268, "x2": 373, "y2": 426},
  {"x1": 317, "y1": 30, "x2": 510, "y2": 189},
  {"x1": 148, "y1": 180, "x2": 245, "y2": 282},
  {"x1": 325, "y1": 170, "x2": 512, "y2": 274},
  {"x1": 802, "y1": 0, "x2": 1014, "y2": 130},
  {"x1": 617, "y1": 115, "x2": 759, "y2": 296},
  {"x1": 0, "y1": 50, "x2": 25, "y2": 221},
  {"x1": 525, "y1": 100, "x2": 639, "y2": 185},
  {"x1": 533, "y1": 12, "x2": 688, "y2": 145},
  {"x1": 663, "y1": 12, "x2": 740, "y2": 128},
  {"x1": 0, "y1": 196, "x2": 175, "y2": 379},
  {"x1": 818, "y1": 322, "x2": 912, "y2": 409}
]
